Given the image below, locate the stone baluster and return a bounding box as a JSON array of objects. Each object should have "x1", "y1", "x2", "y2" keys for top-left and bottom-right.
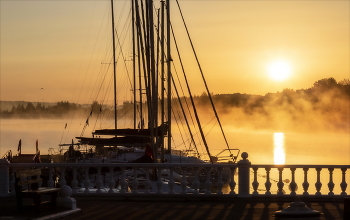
[
  {"x1": 216, "y1": 167, "x2": 223, "y2": 195},
  {"x1": 237, "y1": 152, "x2": 251, "y2": 197},
  {"x1": 205, "y1": 167, "x2": 212, "y2": 195},
  {"x1": 96, "y1": 167, "x2": 103, "y2": 193},
  {"x1": 84, "y1": 167, "x2": 90, "y2": 193},
  {"x1": 144, "y1": 167, "x2": 151, "y2": 194},
  {"x1": 277, "y1": 167, "x2": 284, "y2": 195},
  {"x1": 120, "y1": 167, "x2": 128, "y2": 194},
  {"x1": 229, "y1": 167, "x2": 236, "y2": 195},
  {"x1": 289, "y1": 168, "x2": 297, "y2": 196},
  {"x1": 315, "y1": 168, "x2": 322, "y2": 196},
  {"x1": 252, "y1": 167, "x2": 259, "y2": 195},
  {"x1": 302, "y1": 168, "x2": 309, "y2": 196},
  {"x1": 265, "y1": 167, "x2": 271, "y2": 195},
  {"x1": 60, "y1": 166, "x2": 66, "y2": 187},
  {"x1": 132, "y1": 167, "x2": 139, "y2": 194},
  {"x1": 168, "y1": 168, "x2": 175, "y2": 194},
  {"x1": 181, "y1": 167, "x2": 188, "y2": 195},
  {"x1": 108, "y1": 167, "x2": 115, "y2": 193},
  {"x1": 47, "y1": 167, "x2": 54, "y2": 188},
  {"x1": 340, "y1": 167, "x2": 348, "y2": 196},
  {"x1": 192, "y1": 167, "x2": 200, "y2": 195},
  {"x1": 327, "y1": 168, "x2": 334, "y2": 196},
  {"x1": 71, "y1": 167, "x2": 79, "y2": 194},
  {"x1": 156, "y1": 168, "x2": 163, "y2": 194}
]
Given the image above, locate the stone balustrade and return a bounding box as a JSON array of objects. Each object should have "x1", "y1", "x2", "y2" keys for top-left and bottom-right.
[{"x1": 0, "y1": 153, "x2": 349, "y2": 199}]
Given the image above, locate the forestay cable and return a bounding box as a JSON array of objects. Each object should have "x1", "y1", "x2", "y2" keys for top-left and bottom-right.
[{"x1": 176, "y1": 0, "x2": 233, "y2": 155}]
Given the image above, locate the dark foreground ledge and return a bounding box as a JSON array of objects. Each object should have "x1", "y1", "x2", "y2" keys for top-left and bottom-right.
[{"x1": 0, "y1": 196, "x2": 344, "y2": 220}]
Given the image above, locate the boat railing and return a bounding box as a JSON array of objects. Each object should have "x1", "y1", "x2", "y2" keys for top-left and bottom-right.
[
  {"x1": 1, "y1": 150, "x2": 12, "y2": 161},
  {"x1": 214, "y1": 148, "x2": 240, "y2": 163},
  {"x1": 0, "y1": 152, "x2": 349, "y2": 200}
]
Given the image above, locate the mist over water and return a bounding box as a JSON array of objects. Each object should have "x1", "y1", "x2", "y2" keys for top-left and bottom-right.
[{"x1": 0, "y1": 118, "x2": 349, "y2": 165}]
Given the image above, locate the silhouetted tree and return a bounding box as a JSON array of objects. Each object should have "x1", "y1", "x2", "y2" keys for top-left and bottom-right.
[
  {"x1": 313, "y1": 77, "x2": 337, "y2": 90},
  {"x1": 91, "y1": 101, "x2": 102, "y2": 114},
  {"x1": 25, "y1": 102, "x2": 36, "y2": 113},
  {"x1": 35, "y1": 102, "x2": 45, "y2": 112}
]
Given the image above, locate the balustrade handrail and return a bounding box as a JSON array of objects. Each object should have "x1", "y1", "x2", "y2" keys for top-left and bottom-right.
[
  {"x1": 7, "y1": 163, "x2": 238, "y2": 168},
  {"x1": 1, "y1": 153, "x2": 349, "y2": 198},
  {"x1": 7, "y1": 163, "x2": 350, "y2": 169},
  {"x1": 251, "y1": 164, "x2": 350, "y2": 169}
]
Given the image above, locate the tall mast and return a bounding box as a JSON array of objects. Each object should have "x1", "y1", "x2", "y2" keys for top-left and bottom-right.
[
  {"x1": 132, "y1": 0, "x2": 136, "y2": 129},
  {"x1": 148, "y1": 0, "x2": 158, "y2": 163},
  {"x1": 160, "y1": 0, "x2": 165, "y2": 162},
  {"x1": 166, "y1": 0, "x2": 171, "y2": 155},
  {"x1": 111, "y1": 0, "x2": 117, "y2": 130}
]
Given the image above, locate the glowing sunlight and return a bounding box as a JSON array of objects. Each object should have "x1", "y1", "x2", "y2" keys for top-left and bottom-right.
[
  {"x1": 267, "y1": 60, "x2": 292, "y2": 81},
  {"x1": 273, "y1": 132, "x2": 286, "y2": 165}
]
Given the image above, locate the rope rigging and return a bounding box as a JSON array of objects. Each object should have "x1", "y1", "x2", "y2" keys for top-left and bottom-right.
[
  {"x1": 65, "y1": 0, "x2": 238, "y2": 163},
  {"x1": 168, "y1": 14, "x2": 213, "y2": 163},
  {"x1": 175, "y1": 0, "x2": 233, "y2": 156}
]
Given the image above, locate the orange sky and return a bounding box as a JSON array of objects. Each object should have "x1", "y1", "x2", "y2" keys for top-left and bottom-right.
[{"x1": 1, "y1": 0, "x2": 349, "y2": 104}]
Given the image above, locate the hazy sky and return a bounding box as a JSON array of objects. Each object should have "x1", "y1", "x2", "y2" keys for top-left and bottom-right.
[{"x1": 1, "y1": 0, "x2": 349, "y2": 104}]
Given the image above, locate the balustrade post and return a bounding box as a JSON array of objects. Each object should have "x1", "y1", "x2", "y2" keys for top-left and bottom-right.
[
  {"x1": 84, "y1": 167, "x2": 90, "y2": 193},
  {"x1": 120, "y1": 167, "x2": 128, "y2": 194},
  {"x1": 71, "y1": 167, "x2": 79, "y2": 193},
  {"x1": 265, "y1": 167, "x2": 271, "y2": 195},
  {"x1": 168, "y1": 168, "x2": 175, "y2": 194},
  {"x1": 217, "y1": 167, "x2": 223, "y2": 195},
  {"x1": 315, "y1": 168, "x2": 322, "y2": 196},
  {"x1": 328, "y1": 168, "x2": 334, "y2": 196},
  {"x1": 237, "y1": 152, "x2": 251, "y2": 197},
  {"x1": 132, "y1": 167, "x2": 139, "y2": 194},
  {"x1": 156, "y1": 168, "x2": 163, "y2": 194},
  {"x1": 252, "y1": 167, "x2": 259, "y2": 195},
  {"x1": 192, "y1": 167, "x2": 200, "y2": 195},
  {"x1": 96, "y1": 167, "x2": 103, "y2": 193},
  {"x1": 181, "y1": 167, "x2": 188, "y2": 195},
  {"x1": 60, "y1": 166, "x2": 66, "y2": 187},
  {"x1": 144, "y1": 167, "x2": 151, "y2": 194},
  {"x1": 108, "y1": 167, "x2": 115, "y2": 193},
  {"x1": 0, "y1": 159, "x2": 10, "y2": 197},
  {"x1": 302, "y1": 168, "x2": 309, "y2": 196},
  {"x1": 289, "y1": 168, "x2": 297, "y2": 196},
  {"x1": 277, "y1": 167, "x2": 284, "y2": 195},
  {"x1": 229, "y1": 167, "x2": 236, "y2": 195},
  {"x1": 205, "y1": 167, "x2": 212, "y2": 195},
  {"x1": 340, "y1": 168, "x2": 348, "y2": 196}
]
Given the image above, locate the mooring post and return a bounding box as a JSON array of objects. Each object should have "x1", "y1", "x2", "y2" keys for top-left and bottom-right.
[
  {"x1": 0, "y1": 159, "x2": 10, "y2": 197},
  {"x1": 237, "y1": 152, "x2": 251, "y2": 197}
]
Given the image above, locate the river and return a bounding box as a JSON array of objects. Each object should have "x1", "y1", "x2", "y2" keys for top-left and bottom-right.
[{"x1": 1, "y1": 118, "x2": 349, "y2": 165}]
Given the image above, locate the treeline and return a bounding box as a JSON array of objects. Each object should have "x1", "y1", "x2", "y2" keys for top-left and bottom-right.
[
  {"x1": 203, "y1": 77, "x2": 349, "y2": 112},
  {"x1": 1, "y1": 78, "x2": 349, "y2": 132},
  {"x1": 1, "y1": 101, "x2": 82, "y2": 118}
]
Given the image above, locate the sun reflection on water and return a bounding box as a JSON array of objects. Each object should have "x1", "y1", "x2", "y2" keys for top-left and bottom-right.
[{"x1": 273, "y1": 132, "x2": 285, "y2": 164}]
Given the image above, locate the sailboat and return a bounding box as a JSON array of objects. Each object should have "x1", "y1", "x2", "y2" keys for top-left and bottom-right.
[{"x1": 61, "y1": 0, "x2": 239, "y2": 165}]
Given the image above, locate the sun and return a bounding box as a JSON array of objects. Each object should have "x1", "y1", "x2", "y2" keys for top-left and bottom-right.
[{"x1": 267, "y1": 60, "x2": 292, "y2": 81}]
